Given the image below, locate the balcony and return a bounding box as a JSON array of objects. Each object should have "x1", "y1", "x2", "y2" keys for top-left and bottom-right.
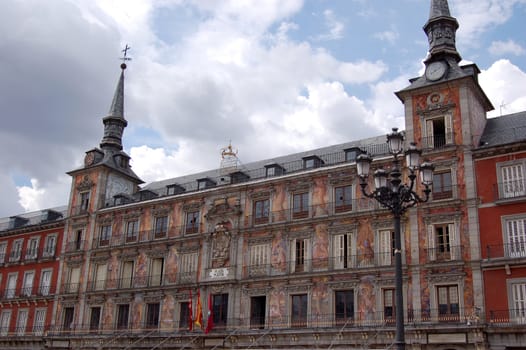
[
  {"x1": 488, "y1": 309, "x2": 526, "y2": 326},
  {"x1": 421, "y1": 132, "x2": 455, "y2": 151},
  {"x1": 485, "y1": 243, "x2": 526, "y2": 260},
  {"x1": 425, "y1": 246, "x2": 462, "y2": 263},
  {"x1": 494, "y1": 181, "x2": 526, "y2": 202}
]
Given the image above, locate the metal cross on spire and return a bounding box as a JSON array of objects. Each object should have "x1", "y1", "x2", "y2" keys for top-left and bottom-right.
[{"x1": 119, "y1": 44, "x2": 132, "y2": 69}]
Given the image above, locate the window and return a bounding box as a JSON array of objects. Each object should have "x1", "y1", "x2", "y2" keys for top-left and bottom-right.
[
  {"x1": 500, "y1": 164, "x2": 525, "y2": 199},
  {"x1": 0, "y1": 311, "x2": 11, "y2": 336},
  {"x1": 510, "y1": 282, "x2": 526, "y2": 324},
  {"x1": 344, "y1": 147, "x2": 361, "y2": 162},
  {"x1": 505, "y1": 218, "x2": 526, "y2": 258},
  {"x1": 433, "y1": 171, "x2": 453, "y2": 200},
  {"x1": 292, "y1": 193, "x2": 309, "y2": 219},
  {"x1": 121, "y1": 261, "x2": 134, "y2": 288},
  {"x1": 424, "y1": 114, "x2": 453, "y2": 149},
  {"x1": 149, "y1": 258, "x2": 164, "y2": 286},
  {"x1": 185, "y1": 211, "x2": 200, "y2": 234},
  {"x1": 249, "y1": 244, "x2": 270, "y2": 276},
  {"x1": 25, "y1": 237, "x2": 39, "y2": 260},
  {"x1": 335, "y1": 290, "x2": 354, "y2": 325},
  {"x1": 67, "y1": 267, "x2": 80, "y2": 293},
  {"x1": 291, "y1": 294, "x2": 308, "y2": 327},
  {"x1": 250, "y1": 296, "x2": 266, "y2": 329},
  {"x1": 253, "y1": 199, "x2": 270, "y2": 225},
  {"x1": 265, "y1": 164, "x2": 284, "y2": 177},
  {"x1": 428, "y1": 223, "x2": 459, "y2": 261},
  {"x1": 290, "y1": 238, "x2": 310, "y2": 273},
  {"x1": 93, "y1": 264, "x2": 107, "y2": 290},
  {"x1": 179, "y1": 302, "x2": 190, "y2": 329},
  {"x1": 116, "y1": 304, "x2": 130, "y2": 329},
  {"x1": 378, "y1": 230, "x2": 395, "y2": 266},
  {"x1": 154, "y1": 216, "x2": 168, "y2": 238},
  {"x1": 383, "y1": 288, "x2": 395, "y2": 322},
  {"x1": 6, "y1": 273, "x2": 17, "y2": 299},
  {"x1": 39, "y1": 270, "x2": 52, "y2": 296},
  {"x1": 303, "y1": 156, "x2": 323, "y2": 169},
  {"x1": 79, "y1": 191, "x2": 90, "y2": 212},
  {"x1": 22, "y1": 271, "x2": 34, "y2": 296},
  {"x1": 179, "y1": 253, "x2": 198, "y2": 283},
  {"x1": 33, "y1": 309, "x2": 46, "y2": 336},
  {"x1": 43, "y1": 234, "x2": 57, "y2": 257},
  {"x1": 0, "y1": 242, "x2": 7, "y2": 264},
  {"x1": 145, "y1": 303, "x2": 160, "y2": 328},
  {"x1": 99, "y1": 224, "x2": 112, "y2": 247},
  {"x1": 10, "y1": 239, "x2": 23, "y2": 262},
  {"x1": 126, "y1": 220, "x2": 139, "y2": 243},
  {"x1": 74, "y1": 229, "x2": 83, "y2": 251},
  {"x1": 333, "y1": 233, "x2": 354, "y2": 269},
  {"x1": 212, "y1": 294, "x2": 229, "y2": 328},
  {"x1": 89, "y1": 307, "x2": 101, "y2": 330},
  {"x1": 437, "y1": 285, "x2": 459, "y2": 321},
  {"x1": 16, "y1": 310, "x2": 28, "y2": 336},
  {"x1": 335, "y1": 185, "x2": 353, "y2": 213},
  {"x1": 62, "y1": 307, "x2": 74, "y2": 331}
]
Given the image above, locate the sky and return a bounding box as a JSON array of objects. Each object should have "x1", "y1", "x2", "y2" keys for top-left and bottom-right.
[{"x1": 1, "y1": 0, "x2": 526, "y2": 218}]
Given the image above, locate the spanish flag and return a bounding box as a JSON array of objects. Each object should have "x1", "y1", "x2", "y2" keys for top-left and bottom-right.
[{"x1": 195, "y1": 290, "x2": 203, "y2": 329}]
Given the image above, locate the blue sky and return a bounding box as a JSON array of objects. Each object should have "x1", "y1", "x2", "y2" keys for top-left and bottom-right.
[{"x1": 0, "y1": 0, "x2": 525, "y2": 217}]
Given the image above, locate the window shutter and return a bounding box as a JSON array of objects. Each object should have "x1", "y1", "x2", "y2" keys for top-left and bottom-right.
[
  {"x1": 290, "y1": 239, "x2": 296, "y2": 273},
  {"x1": 512, "y1": 283, "x2": 526, "y2": 322},
  {"x1": 428, "y1": 225, "x2": 436, "y2": 261},
  {"x1": 379, "y1": 230, "x2": 392, "y2": 266},
  {"x1": 70, "y1": 267, "x2": 80, "y2": 292},
  {"x1": 426, "y1": 119, "x2": 434, "y2": 148},
  {"x1": 41, "y1": 270, "x2": 51, "y2": 295},
  {"x1": 122, "y1": 261, "x2": 134, "y2": 288},
  {"x1": 334, "y1": 235, "x2": 344, "y2": 269},
  {"x1": 95, "y1": 264, "x2": 107, "y2": 290},
  {"x1": 445, "y1": 114, "x2": 453, "y2": 144},
  {"x1": 305, "y1": 239, "x2": 311, "y2": 271},
  {"x1": 448, "y1": 224, "x2": 457, "y2": 260}
]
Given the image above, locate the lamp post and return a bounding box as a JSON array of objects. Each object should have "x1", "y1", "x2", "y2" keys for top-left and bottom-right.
[{"x1": 356, "y1": 128, "x2": 434, "y2": 350}]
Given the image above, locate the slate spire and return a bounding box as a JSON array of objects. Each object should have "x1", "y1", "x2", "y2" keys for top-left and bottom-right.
[
  {"x1": 100, "y1": 62, "x2": 128, "y2": 152},
  {"x1": 423, "y1": 0, "x2": 461, "y2": 63}
]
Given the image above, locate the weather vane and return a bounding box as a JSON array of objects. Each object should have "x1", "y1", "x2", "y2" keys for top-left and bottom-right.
[{"x1": 119, "y1": 44, "x2": 132, "y2": 69}]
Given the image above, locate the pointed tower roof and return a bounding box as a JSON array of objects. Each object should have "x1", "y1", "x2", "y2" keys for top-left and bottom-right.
[
  {"x1": 423, "y1": 0, "x2": 461, "y2": 63},
  {"x1": 100, "y1": 63, "x2": 129, "y2": 151}
]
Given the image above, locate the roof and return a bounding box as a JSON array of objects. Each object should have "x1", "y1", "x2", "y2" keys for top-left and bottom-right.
[
  {"x1": 0, "y1": 206, "x2": 67, "y2": 233},
  {"x1": 479, "y1": 111, "x2": 526, "y2": 148},
  {"x1": 140, "y1": 133, "x2": 389, "y2": 196}
]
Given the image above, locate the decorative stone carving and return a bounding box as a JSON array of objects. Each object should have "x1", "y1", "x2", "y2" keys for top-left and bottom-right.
[
  {"x1": 76, "y1": 175, "x2": 94, "y2": 191},
  {"x1": 123, "y1": 209, "x2": 143, "y2": 220},
  {"x1": 329, "y1": 223, "x2": 358, "y2": 235},
  {"x1": 211, "y1": 223, "x2": 231, "y2": 267},
  {"x1": 183, "y1": 202, "x2": 202, "y2": 212},
  {"x1": 286, "y1": 180, "x2": 312, "y2": 193},
  {"x1": 205, "y1": 197, "x2": 242, "y2": 221},
  {"x1": 152, "y1": 204, "x2": 172, "y2": 217}
]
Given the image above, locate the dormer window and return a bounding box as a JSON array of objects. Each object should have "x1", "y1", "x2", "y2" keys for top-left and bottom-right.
[
  {"x1": 303, "y1": 155, "x2": 324, "y2": 169},
  {"x1": 230, "y1": 171, "x2": 249, "y2": 184},
  {"x1": 166, "y1": 184, "x2": 185, "y2": 196},
  {"x1": 265, "y1": 164, "x2": 284, "y2": 177},
  {"x1": 197, "y1": 178, "x2": 216, "y2": 190},
  {"x1": 344, "y1": 147, "x2": 362, "y2": 162}
]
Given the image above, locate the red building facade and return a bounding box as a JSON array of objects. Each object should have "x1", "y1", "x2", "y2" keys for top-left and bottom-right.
[{"x1": 0, "y1": 208, "x2": 64, "y2": 345}]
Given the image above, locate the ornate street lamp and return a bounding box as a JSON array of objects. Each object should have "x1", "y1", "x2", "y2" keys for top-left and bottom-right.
[{"x1": 356, "y1": 128, "x2": 434, "y2": 350}]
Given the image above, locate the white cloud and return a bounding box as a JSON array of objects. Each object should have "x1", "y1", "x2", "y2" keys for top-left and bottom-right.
[
  {"x1": 374, "y1": 30, "x2": 399, "y2": 45},
  {"x1": 480, "y1": 59, "x2": 526, "y2": 118},
  {"x1": 489, "y1": 39, "x2": 526, "y2": 56},
  {"x1": 17, "y1": 177, "x2": 70, "y2": 213}
]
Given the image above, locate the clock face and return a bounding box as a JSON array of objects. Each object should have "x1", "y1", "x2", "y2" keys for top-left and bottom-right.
[
  {"x1": 425, "y1": 61, "x2": 447, "y2": 81},
  {"x1": 84, "y1": 152, "x2": 95, "y2": 166}
]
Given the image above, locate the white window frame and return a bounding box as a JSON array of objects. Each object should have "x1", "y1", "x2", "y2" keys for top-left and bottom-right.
[
  {"x1": 503, "y1": 215, "x2": 526, "y2": 258},
  {"x1": 290, "y1": 237, "x2": 311, "y2": 273},
  {"x1": 427, "y1": 222, "x2": 459, "y2": 261},
  {"x1": 6, "y1": 273, "x2": 17, "y2": 299},
  {"x1": 43, "y1": 234, "x2": 57, "y2": 257},
  {"x1": 33, "y1": 308, "x2": 46, "y2": 336},
  {"x1": 332, "y1": 232, "x2": 356, "y2": 269},
  {"x1": 120, "y1": 260, "x2": 134, "y2": 288},
  {"x1": 0, "y1": 242, "x2": 7, "y2": 264},
  {"x1": 25, "y1": 237, "x2": 40, "y2": 260},
  {"x1": 39, "y1": 269, "x2": 52, "y2": 296},
  {"x1": 22, "y1": 270, "x2": 35, "y2": 296},
  {"x1": 424, "y1": 113, "x2": 453, "y2": 149},
  {"x1": 376, "y1": 229, "x2": 395, "y2": 266},
  {"x1": 0, "y1": 310, "x2": 11, "y2": 336},
  {"x1": 10, "y1": 239, "x2": 23, "y2": 262},
  {"x1": 179, "y1": 253, "x2": 198, "y2": 282},
  {"x1": 149, "y1": 257, "x2": 165, "y2": 286},
  {"x1": 507, "y1": 278, "x2": 526, "y2": 324},
  {"x1": 249, "y1": 243, "x2": 270, "y2": 276},
  {"x1": 16, "y1": 309, "x2": 28, "y2": 336},
  {"x1": 498, "y1": 162, "x2": 525, "y2": 199},
  {"x1": 94, "y1": 263, "x2": 107, "y2": 290},
  {"x1": 68, "y1": 267, "x2": 80, "y2": 293}
]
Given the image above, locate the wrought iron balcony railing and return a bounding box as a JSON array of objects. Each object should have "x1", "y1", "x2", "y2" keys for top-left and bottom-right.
[
  {"x1": 494, "y1": 181, "x2": 526, "y2": 201},
  {"x1": 485, "y1": 242, "x2": 526, "y2": 260}
]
